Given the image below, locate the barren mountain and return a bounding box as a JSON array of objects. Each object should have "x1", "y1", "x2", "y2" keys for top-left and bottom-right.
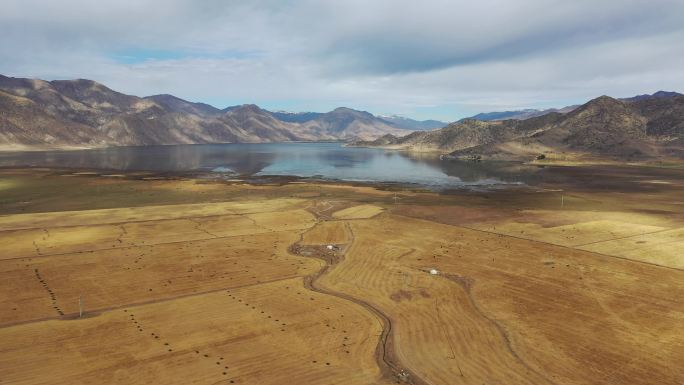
[
  {"x1": 145, "y1": 94, "x2": 222, "y2": 116},
  {"x1": 0, "y1": 75, "x2": 411, "y2": 150},
  {"x1": 271, "y1": 111, "x2": 324, "y2": 123},
  {"x1": 296, "y1": 107, "x2": 408, "y2": 140},
  {"x1": 272, "y1": 110, "x2": 443, "y2": 132},
  {"x1": 356, "y1": 93, "x2": 684, "y2": 161},
  {"x1": 271, "y1": 108, "x2": 420, "y2": 139},
  {"x1": 377, "y1": 115, "x2": 446, "y2": 130},
  {"x1": 621, "y1": 90, "x2": 683, "y2": 102},
  {"x1": 461, "y1": 105, "x2": 579, "y2": 121},
  {"x1": 355, "y1": 112, "x2": 564, "y2": 153},
  {"x1": 0, "y1": 89, "x2": 102, "y2": 149}
]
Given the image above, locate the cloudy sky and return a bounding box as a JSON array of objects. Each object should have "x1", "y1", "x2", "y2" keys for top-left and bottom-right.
[{"x1": 2, "y1": 0, "x2": 684, "y2": 121}]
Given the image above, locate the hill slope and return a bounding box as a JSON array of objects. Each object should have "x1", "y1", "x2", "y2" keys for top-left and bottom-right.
[
  {"x1": 0, "y1": 75, "x2": 412, "y2": 149},
  {"x1": 461, "y1": 105, "x2": 579, "y2": 121},
  {"x1": 356, "y1": 93, "x2": 684, "y2": 161},
  {"x1": 378, "y1": 115, "x2": 446, "y2": 130}
]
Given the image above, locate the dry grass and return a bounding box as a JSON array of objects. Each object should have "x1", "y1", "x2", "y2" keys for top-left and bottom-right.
[
  {"x1": 301, "y1": 221, "x2": 352, "y2": 245},
  {"x1": 331, "y1": 205, "x2": 385, "y2": 219},
  {"x1": 464, "y1": 209, "x2": 683, "y2": 269},
  {"x1": 0, "y1": 208, "x2": 314, "y2": 261},
  {"x1": 0, "y1": 278, "x2": 384, "y2": 385},
  {"x1": 579, "y1": 227, "x2": 684, "y2": 268},
  {"x1": 0, "y1": 198, "x2": 390, "y2": 384},
  {"x1": 318, "y1": 214, "x2": 684, "y2": 385},
  {"x1": 1, "y1": 169, "x2": 683, "y2": 385},
  {"x1": 0, "y1": 198, "x2": 306, "y2": 231}
]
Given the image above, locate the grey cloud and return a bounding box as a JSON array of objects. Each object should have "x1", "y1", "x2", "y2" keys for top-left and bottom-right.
[
  {"x1": 311, "y1": 0, "x2": 684, "y2": 74},
  {"x1": 0, "y1": 0, "x2": 683, "y2": 121}
]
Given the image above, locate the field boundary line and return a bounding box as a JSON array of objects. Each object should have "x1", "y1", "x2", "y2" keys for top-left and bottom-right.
[
  {"x1": 0, "y1": 227, "x2": 300, "y2": 262},
  {"x1": 0, "y1": 275, "x2": 301, "y2": 329},
  {"x1": 393, "y1": 213, "x2": 684, "y2": 272},
  {"x1": 0, "y1": 205, "x2": 310, "y2": 232},
  {"x1": 570, "y1": 227, "x2": 675, "y2": 247}
]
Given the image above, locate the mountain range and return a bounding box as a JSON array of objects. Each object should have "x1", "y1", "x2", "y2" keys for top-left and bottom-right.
[
  {"x1": 271, "y1": 111, "x2": 445, "y2": 130},
  {"x1": 2, "y1": 74, "x2": 683, "y2": 162},
  {"x1": 355, "y1": 91, "x2": 684, "y2": 162},
  {"x1": 461, "y1": 106, "x2": 579, "y2": 122},
  {"x1": 459, "y1": 91, "x2": 683, "y2": 122},
  {"x1": 376, "y1": 115, "x2": 446, "y2": 130},
  {"x1": 0, "y1": 75, "x2": 437, "y2": 150}
]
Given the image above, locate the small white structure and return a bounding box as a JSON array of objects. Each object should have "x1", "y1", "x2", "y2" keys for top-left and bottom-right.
[
  {"x1": 326, "y1": 245, "x2": 334, "y2": 250},
  {"x1": 429, "y1": 269, "x2": 439, "y2": 275}
]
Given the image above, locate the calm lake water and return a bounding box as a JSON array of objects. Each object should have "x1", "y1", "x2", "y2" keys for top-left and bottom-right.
[{"x1": 0, "y1": 142, "x2": 549, "y2": 188}]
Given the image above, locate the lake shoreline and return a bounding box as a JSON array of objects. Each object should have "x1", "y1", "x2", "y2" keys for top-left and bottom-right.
[
  {"x1": 3, "y1": 161, "x2": 684, "y2": 200},
  {"x1": 2, "y1": 142, "x2": 682, "y2": 191}
]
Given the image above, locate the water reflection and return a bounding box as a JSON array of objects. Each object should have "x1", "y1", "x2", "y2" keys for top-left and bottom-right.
[
  {"x1": 399, "y1": 152, "x2": 542, "y2": 183},
  {"x1": 0, "y1": 143, "x2": 543, "y2": 187}
]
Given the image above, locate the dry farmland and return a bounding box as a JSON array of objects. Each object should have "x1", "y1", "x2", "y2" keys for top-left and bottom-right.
[{"x1": 0, "y1": 168, "x2": 683, "y2": 385}]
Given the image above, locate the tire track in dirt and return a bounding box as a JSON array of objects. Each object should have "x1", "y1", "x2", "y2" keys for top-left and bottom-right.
[
  {"x1": 394, "y1": 213, "x2": 682, "y2": 272},
  {"x1": 1, "y1": 227, "x2": 297, "y2": 262},
  {"x1": 290, "y1": 220, "x2": 428, "y2": 385},
  {"x1": 441, "y1": 273, "x2": 556, "y2": 385}
]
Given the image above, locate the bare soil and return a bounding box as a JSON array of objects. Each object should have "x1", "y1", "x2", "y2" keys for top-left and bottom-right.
[{"x1": 0, "y1": 166, "x2": 683, "y2": 384}]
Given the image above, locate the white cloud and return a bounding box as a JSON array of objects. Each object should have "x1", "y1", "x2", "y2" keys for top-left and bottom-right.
[{"x1": 1, "y1": 0, "x2": 683, "y2": 121}]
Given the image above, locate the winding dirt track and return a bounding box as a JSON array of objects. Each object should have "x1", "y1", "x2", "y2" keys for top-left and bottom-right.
[
  {"x1": 292, "y1": 209, "x2": 560, "y2": 385},
  {"x1": 4, "y1": 189, "x2": 682, "y2": 384},
  {"x1": 291, "y1": 219, "x2": 429, "y2": 385}
]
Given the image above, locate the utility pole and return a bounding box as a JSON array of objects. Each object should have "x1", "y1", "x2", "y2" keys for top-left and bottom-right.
[
  {"x1": 79, "y1": 295, "x2": 83, "y2": 318},
  {"x1": 561, "y1": 194, "x2": 564, "y2": 209}
]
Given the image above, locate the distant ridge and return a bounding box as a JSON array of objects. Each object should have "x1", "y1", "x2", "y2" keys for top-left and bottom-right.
[
  {"x1": 2, "y1": 74, "x2": 682, "y2": 162},
  {"x1": 271, "y1": 111, "x2": 324, "y2": 123},
  {"x1": 460, "y1": 105, "x2": 579, "y2": 122},
  {"x1": 0, "y1": 74, "x2": 417, "y2": 150},
  {"x1": 378, "y1": 115, "x2": 446, "y2": 130},
  {"x1": 460, "y1": 91, "x2": 684, "y2": 122},
  {"x1": 621, "y1": 90, "x2": 683, "y2": 102},
  {"x1": 355, "y1": 92, "x2": 684, "y2": 162}
]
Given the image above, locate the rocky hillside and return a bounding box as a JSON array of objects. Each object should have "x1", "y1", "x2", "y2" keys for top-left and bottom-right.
[
  {"x1": 377, "y1": 115, "x2": 446, "y2": 130},
  {"x1": 0, "y1": 75, "x2": 412, "y2": 150},
  {"x1": 461, "y1": 106, "x2": 578, "y2": 122},
  {"x1": 356, "y1": 92, "x2": 684, "y2": 161},
  {"x1": 355, "y1": 112, "x2": 564, "y2": 152}
]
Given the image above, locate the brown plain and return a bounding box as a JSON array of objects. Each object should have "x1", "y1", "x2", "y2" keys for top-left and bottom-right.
[{"x1": 0, "y1": 169, "x2": 683, "y2": 385}]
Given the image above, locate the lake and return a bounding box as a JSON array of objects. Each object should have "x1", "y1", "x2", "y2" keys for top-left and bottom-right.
[{"x1": 0, "y1": 142, "x2": 558, "y2": 188}]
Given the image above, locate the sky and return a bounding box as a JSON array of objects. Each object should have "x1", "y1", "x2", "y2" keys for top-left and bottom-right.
[{"x1": 1, "y1": 0, "x2": 684, "y2": 122}]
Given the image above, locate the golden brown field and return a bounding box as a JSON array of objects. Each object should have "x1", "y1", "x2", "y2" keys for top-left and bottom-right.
[{"x1": 0, "y1": 168, "x2": 683, "y2": 384}]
